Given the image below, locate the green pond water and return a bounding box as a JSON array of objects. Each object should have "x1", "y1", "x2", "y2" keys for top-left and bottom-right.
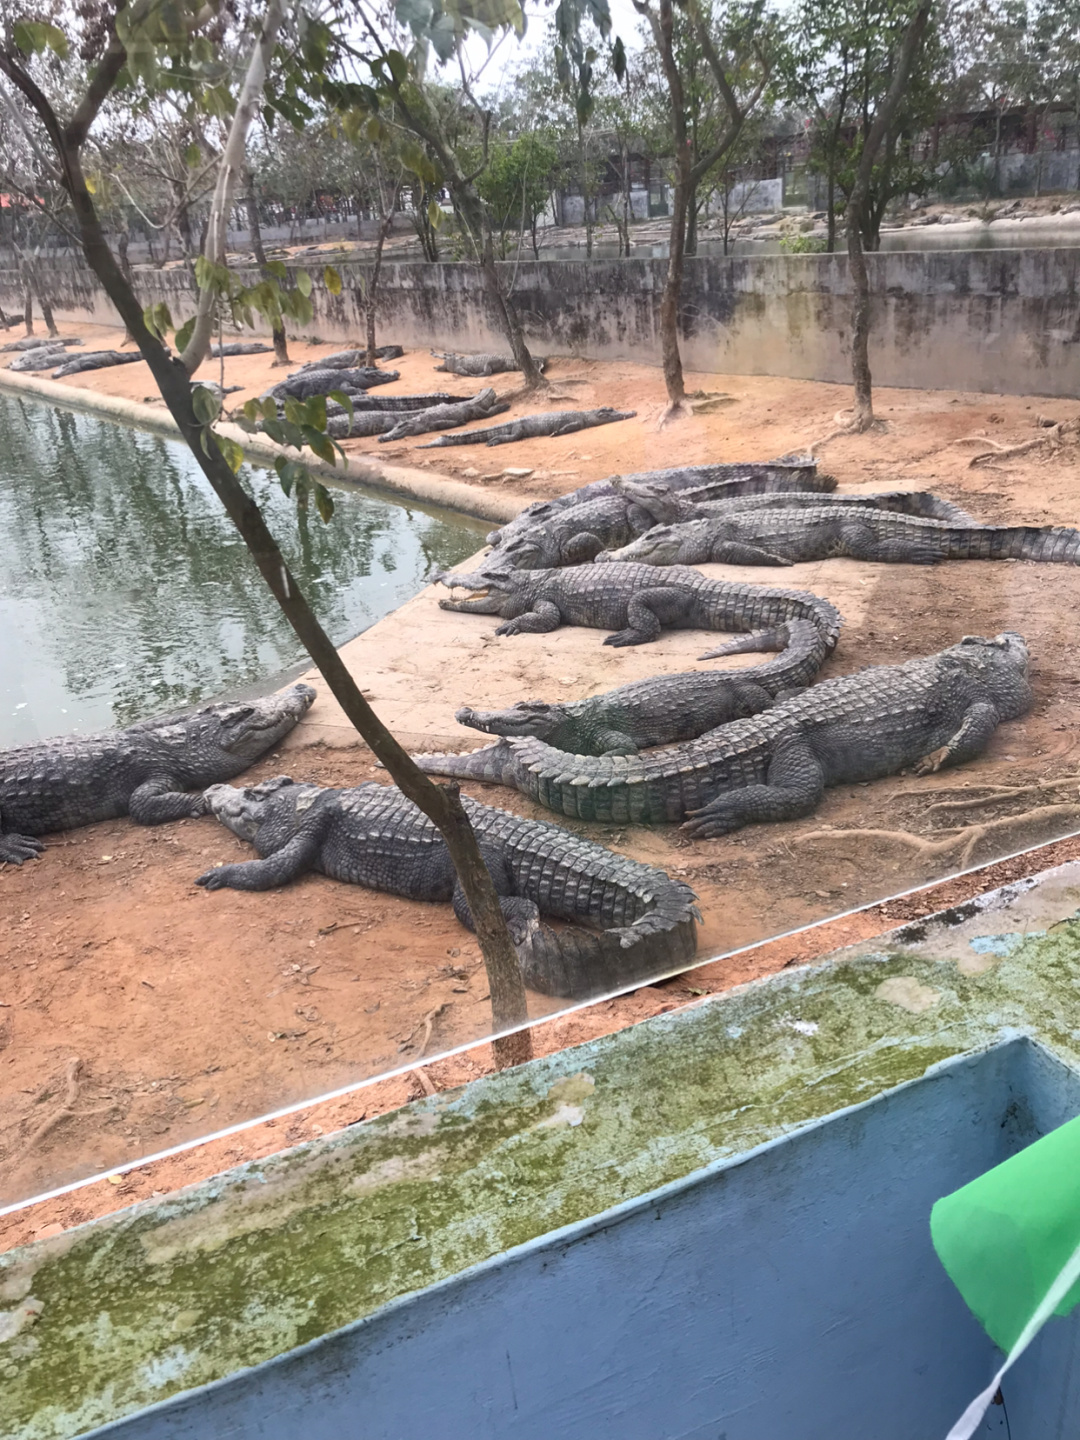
[{"x1": 0, "y1": 393, "x2": 487, "y2": 747}]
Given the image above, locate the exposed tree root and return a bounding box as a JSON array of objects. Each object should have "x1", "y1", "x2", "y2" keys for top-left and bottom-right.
[
  {"x1": 793, "y1": 803, "x2": 1080, "y2": 871},
  {"x1": 657, "y1": 399, "x2": 693, "y2": 428},
  {"x1": 953, "y1": 415, "x2": 1080, "y2": 467},
  {"x1": 808, "y1": 408, "x2": 887, "y2": 453},
  {"x1": 7, "y1": 1058, "x2": 82, "y2": 1165},
  {"x1": 923, "y1": 775, "x2": 1080, "y2": 816}
]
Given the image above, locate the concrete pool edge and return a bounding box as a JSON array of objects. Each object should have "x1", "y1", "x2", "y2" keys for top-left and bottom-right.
[
  {"x1": 0, "y1": 369, "x2": 525, "y2": 527},
  {"x1": 3, "y1": 858, "x2": 1080, "y2": 1438}
]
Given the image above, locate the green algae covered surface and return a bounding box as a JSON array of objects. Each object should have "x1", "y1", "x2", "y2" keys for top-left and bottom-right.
[{"x1": 3, "y1": 875, "x2": 1080, "y2": 1439}]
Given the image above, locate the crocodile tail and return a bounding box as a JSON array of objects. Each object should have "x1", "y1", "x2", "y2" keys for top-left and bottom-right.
[
  {"x1": 517, "y1": 884, "x2": 700, "y2": 998},
  {"x1": 1005, "y1": 526, "x2": 1080, "y2": 563},
  {"x1": 412, "y1": 740, "x2": 525, "y2": 787}
]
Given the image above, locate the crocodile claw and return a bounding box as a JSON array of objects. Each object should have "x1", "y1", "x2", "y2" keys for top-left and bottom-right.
[{"x1": 0, "y1": 833, "x2": 45, "y2": 864}]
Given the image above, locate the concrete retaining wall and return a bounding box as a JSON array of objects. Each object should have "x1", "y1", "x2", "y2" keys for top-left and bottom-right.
[{"x1": 5, "y1": 246, "x2": 1080, "y2": 396}]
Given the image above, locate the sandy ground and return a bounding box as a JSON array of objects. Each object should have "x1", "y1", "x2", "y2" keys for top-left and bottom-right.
[{"x1": 4, "y1": 320, "x2": 1080, "y2": 1214}]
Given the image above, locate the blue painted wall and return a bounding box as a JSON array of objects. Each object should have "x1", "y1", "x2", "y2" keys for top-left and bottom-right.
[{"x1": 88, "y1": 1038, "x2": 1080, "y2": 1440}]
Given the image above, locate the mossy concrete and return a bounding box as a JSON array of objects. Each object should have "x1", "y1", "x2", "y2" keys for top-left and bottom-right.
[{"x1": 3, "y1": 861, "x2": 1080, "y2": 1438}]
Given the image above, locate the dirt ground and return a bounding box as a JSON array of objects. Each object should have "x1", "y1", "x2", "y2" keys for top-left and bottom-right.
[{"x1": 4, "y1": 321, "x2": 1080, "y2": 1220}]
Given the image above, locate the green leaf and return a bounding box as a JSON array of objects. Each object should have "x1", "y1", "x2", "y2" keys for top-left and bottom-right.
[
  {"x1": 243, "y1": 400, "x2": 259, "y2": 423},
  {"x1": 214, "y1": 433, "x2": 245, "y2": 474},
  {"x1": 174, "y1": 317, "x2": 196, "y2": 354},
  {"x1": 295, "y1": 270, "x2": 313, "y2": 298},
  {"x1": 305, "y1": 394, "x2": 328, "y2": 430},
  {"x1": 13, "y1": 20, "x2": 69, "y2": 58},
  {"x1": 275, "y1": 457, "x2": 309, "y2": 497},
  {"x1": 184, "y1": 143, "x2": 202, "y2": 169},
  {"x1": 301, "y1": 426, "x2": 337, "y2": 465},
  {"x1": 266, "y1": 260, "x2": 287, "y2": 281},
  {"x1": 262, "y1": 418, "x2": 288, "y2": 447},
  {"x1": 192, "y1": 385, "x2": 221, "y2": 424},
  {"x1": 313, "y1": 483, "x2": 335, "y2": 523},
  {"x1": 612, "y1": 34, "x2": 627, "y2": 83},
  {"x1": 328, "y1": 389, "x2": 354, "y2": 427},
  {"x1": 324, "y1": 265, "x2": 342, "y2": 297},
  {"x1": 427, "y1": 199, "x2": 444, "y2": 230}
]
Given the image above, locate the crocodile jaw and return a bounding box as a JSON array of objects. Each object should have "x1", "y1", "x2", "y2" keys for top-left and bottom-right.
[{"x1": 213, "y1": 683, "x2": 316, "y2": 761}]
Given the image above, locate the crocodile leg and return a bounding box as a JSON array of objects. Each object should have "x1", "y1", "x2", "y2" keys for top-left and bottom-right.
[
  {"x1": 0, "y1": 830, "x2": 45, "y2": 864},
  {"x1": 605, "y1": 587, "x2": 695, "y2": 646},
  {"x1": 128, "y1": 777, "x2": 211, "y2": 824},
  {"x1": 563, "y1": 533, "x2": 606, "y2": 564},
  {"x1": 593, "y1": 729, "x2": 643, "y2": 755},
  {"x1": 450, "y1": 846, "x2": 543, "y2": 949},
  {"x1": 495, "y1": 600, "x2": 564, "y2": 636},
  {"x1": 839, "y1": 522, "x2": 945, "y2": 566},
  {"x1": 680, "y1": 738, "x2": 825, "y2": 839},
  {"x1": 195, "y1": 827, "x2": 328, "y2": 890},
  {"x1": 914, "y1": 701, "x2": 1002, "y2": 774}
]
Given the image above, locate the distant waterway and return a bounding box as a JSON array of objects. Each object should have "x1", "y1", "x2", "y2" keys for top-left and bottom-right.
[{"x1": 0, "y1": 393, "x2": 487, "y2": 747}]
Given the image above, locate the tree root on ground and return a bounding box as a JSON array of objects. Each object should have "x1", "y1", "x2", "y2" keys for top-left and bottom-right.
[
  {"x1": 952, "y1": 415, "x2": 1080, "y2": 467},
  {"x1": 922, "y1": 775, "x2": 1080, "y2": 816},
  {"x1": 808, "y1": 408, "x2": 887, "y2": 453},
  {"x1": 792, "y1": 802, "x2": 1080, "y2": 871}
]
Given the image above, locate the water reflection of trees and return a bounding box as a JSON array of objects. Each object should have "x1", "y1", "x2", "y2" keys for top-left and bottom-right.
[{"x1": 0, "y1": 396, "x2": 485, "y2": 732}]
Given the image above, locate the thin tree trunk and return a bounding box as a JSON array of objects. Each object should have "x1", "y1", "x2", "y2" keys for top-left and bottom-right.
[
  {"x1": 826, "y1": 166, "x2": 837, "y2": 252},
  {"x1": 364, "y1": 212, "x2": 392, "y2": 365},
  {"x1": 2, "y1": 47, "x2": 534, "y2": 1070},
  {"x1": 578, "y1": 121, "x2": 593, "y2": 259},
  {"x1": 661, "y1": 148, "x2": 690, "y2": 405},
  {"x1": 845, "y1": 0, "x2": 932, "y2": 431},
  {"x1": 36, "y1": 281, "x2": 57, "y2": 337},
  {"x1": 22, "y1": 280, "x2": 32, "y2": 335},
  {"x1": 244, "y1": 167, "x2": 290, "y2": 365}
]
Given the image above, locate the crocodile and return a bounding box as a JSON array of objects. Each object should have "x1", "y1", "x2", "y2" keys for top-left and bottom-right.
[
  {"x1": 8, "y1": 346, "x2": 72, "y2": 372},
  {"x1": 464, "y1": 485, "x2": 978, "y2": 579},
  {"x1": 456, "y1": 616, "x2": 830, "y2": 755},
  {"x1": 419, "y1": 407, "x2": 637, "y2": 448},
  {"x1": 197, "y1": 778, "x2": 699, "y2": 998},
  {"x1": 298, "y1": 346, "x2": 403, "y2": 370},
  {"x1": 1, "y1": 336, "x2": 82, "y2": 352},
  {"x1": 51, "y1": 350, "x2": 145, "y2": 377},
  {"x1": 0, "y1": 684, "x2": 315, "y2": 865},
  {"x1": 269, "y1": 367, "x2": 399, "y2": 401},
  {"x1": 432, "y1": 351, "x2": 546, "y2": 377},
  {"x1": 377, "y1": 390, "x2": 511, "y2": 442},
  {"x1": 414, "y1": 633, "x2": 1032, "y2": 835},
  {"x1": 437, "y1": 561, "x2": 843, "y2": 652},
  {"x1": 602, "y1": 505, "x2": 1080, "y2": 569},
  {"x1": 209, "y1": 341, "x2": 273, "y2": 357},
  {"x1": 485, "y1": 457, "x2": 828, "y2": 546}
]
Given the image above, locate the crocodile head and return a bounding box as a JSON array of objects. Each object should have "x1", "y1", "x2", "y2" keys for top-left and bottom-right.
[
  {"x1": 203, "y1": 774, "x2": 319, "y2": 842},
  {"x1": 947, "y1": 632, "x2": 1032, "y2": 719},
  {"x1": 456, "y1": 700, "x2": 567, "y2": 740},
  {"x1": 602, "y1": 522, "x2": 707, "y2": 567},
  {"x1": 198, "y1": 684, "x2": 316, "y2": 763},
  {"x1": 437, "y1": 565, "x2": 532, "y2": 616}
]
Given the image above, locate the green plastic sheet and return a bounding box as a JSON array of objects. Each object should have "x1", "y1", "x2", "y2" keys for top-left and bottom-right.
[
  {"x1": 931, "y1": 1112, "x2": 1080, "y2": 1352},
  {"x1": 932, "y1": 1112, "x2": 1080, "y2": 1437}
]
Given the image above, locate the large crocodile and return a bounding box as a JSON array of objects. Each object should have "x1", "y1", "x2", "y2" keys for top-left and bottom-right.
[
  {"x1": 456, "y1": 617, "x2": 830, "y2": 755},
  {"x1": 326, "y1": 391, "x2": 507, "y2": 440},
  {"x1": 414, "y1": 634, "x2": 1032, "y2": 835},
  {"x1": 419, "y1": 407, "x2": 636, "y2": 448},
  {"x1": 438, "y1": 561, "x2": 843, "y2": 651},
  {"x1": 377, "y1": 390, "x2": 511, "y2": 441},
  {"x1": 51, "y1": 350, "x2": 145, "y2": 377},
  {"x1": 269, "y1": 368, "x2": 399, "y2": 401},
  {"x1": 0, "y1": 684, "x2": 315, "y2": 865},
  {"x1": 602, "y1": 506, "x2": 1080, "y2": 569},
  {"x1": 432, "y1": 351, "x2": 545, "y2": 376},
  {"x1": 197, "y1": 778, "x2": 699, "y2": 997},
  {"x1": 485, "y1": 457, "x2": 827, "y2": 547},
  {"x1": 465, "y1": 485, "x2": 979, "y2": 579}
]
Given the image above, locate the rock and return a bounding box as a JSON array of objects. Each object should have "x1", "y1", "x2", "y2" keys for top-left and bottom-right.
[
  {"x1": 462, "y1": 467, "x2": 480, "y2": 477},
  {"x1": 503, "y1": 466, "x2": 533, "y2": 478}
]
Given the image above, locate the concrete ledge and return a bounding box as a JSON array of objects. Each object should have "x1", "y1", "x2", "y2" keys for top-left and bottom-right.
[
  {"x1": 0, "y1": 369, "x2": 524, "y2": 526},
  {"x1": 3, "y1": 860, "x2": 1080, "y2": 1437}
]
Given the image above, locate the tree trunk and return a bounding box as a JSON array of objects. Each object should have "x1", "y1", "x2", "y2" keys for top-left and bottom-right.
[
  {"x1": 578, "y1": 122, "x2": 593, "y2": 259},
  {"x1": 845, "y1": 0, "x2": 932, "y2": 431},
  {"x1": 685, "y1": 179, "x2": 699, "y2": 256},
  {"x1": 660, "y1": 150, "x2": 690, "y2": 406},
  {"x1": 22, "y1": 280, "x2": 32, "y2": 335},
  {"x1": 244, "y1": 168, "x2": 290, "y2": 365},
  {"x1": 36, "y1": 281, "x2": 57, "y2": 337},
  {"x1": 826, "y1": 166, "x2": 837, "y2": 252},
  {"x1": 364, "y1": 212, "x2": 392, "y2": 366},
  {"x1": 29, "y1": 92, "x2": 534, "y2": 1069}
]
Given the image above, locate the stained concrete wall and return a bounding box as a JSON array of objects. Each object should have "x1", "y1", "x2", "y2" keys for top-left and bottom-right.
[{"x1": 5, "y1": 246, "x2": 1080, "y2": 396}]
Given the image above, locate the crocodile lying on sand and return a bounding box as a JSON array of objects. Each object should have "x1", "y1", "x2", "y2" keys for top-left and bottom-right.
[
  {"x1": 415, "y1": 634, "x2": 1032, "y2": 835},
  {"x1": 377, "y1": 390, "x2": 511, "y2": 441},
  {"x1": 298, "y1": 346, "x2": 403, "y2": 370},
  {"x1": 432, "y1": 351, "x2": 545, "y2": 377},
  {"x1": 326, "y1": 390, "x2": 506, "y2": 440},
  {"x1": 0, "y1": 685, "x2": 315, "y2": 865},
  {"x1": 485, "y1": 457, "x2": 827, "y2": 546},
  {"x1": 1, "y1": 336, "x2": 82, "y2": 352},
  {"x1": 197, "y1": 778, "x2": 699, "y2": 997},
  {"x1": 51, "y1": 350, "x2": 145, "y2": 377},
  {"x1": 464, "y1": 485, "x2": 979, "y2": 579},
  {"x1": 210, "y1": 342, "x2": 272, "y2": 357},
  {"x1": 602, "y1": 506, "x2": 1080, "y2": 569},
  {"x1": 457, "y1": 617, "x2": 831, "y2": 755},
  {"x1": 419, "y1": 407, "x2": 636, "y2": 448},
  {"x1": 269, "y1": 367, "x2": 398, "y2": 401},
  {"x1": 438, "y1": 561, "x2": 842, "y2": 651}
]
